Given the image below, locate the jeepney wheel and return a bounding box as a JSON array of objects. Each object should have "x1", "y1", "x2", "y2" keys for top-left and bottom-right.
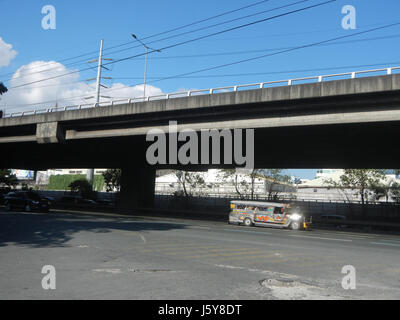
[
  {"x1": 290, "y1": 221, "x2": 301, "y2": 230},
  {"x1": 243, "y1": 218, "x2": 253, "y2": 227}
]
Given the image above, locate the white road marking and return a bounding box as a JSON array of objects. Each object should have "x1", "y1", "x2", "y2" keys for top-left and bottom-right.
[
  {"x1": 369, "y1": 242, "x2": 400, "y2": 247},
  {"x1": 189, "y1": 226, "x2": 211, "y2": 230},
  {"x1": 138, "y1": 234, "x2": 146, "y2": 244},
  {"x1": 289, "y1": 235, "x2": 352, "y2": 242},
  {"x1": 222, "y1": 228, "x2": 272, "y2": 235}
]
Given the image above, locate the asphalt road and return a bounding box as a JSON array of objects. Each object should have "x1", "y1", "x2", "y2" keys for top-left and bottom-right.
[{"x1": 0, "y1": 208, "x2": 400, "y2": 300}]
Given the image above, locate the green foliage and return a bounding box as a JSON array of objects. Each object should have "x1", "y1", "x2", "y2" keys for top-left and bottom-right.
[
  {"x1": 174, "y1": 170, "x2": 206, "y2": 197},
  {"x1": 68, "y1": 179, "x2": 96, "y2": 199},
  {"x1": 47, "y1": 174, "x2": 105, "y2": 191},
  {"x1": 102, "y1": 169, "x2": 121, "y2": 192},
  {"x1": 326, "y1": 169, "x2": 385, "y2": 205},
  {"x1": 0, "y1": 169, "x2": 18, "y2": 187},
  {"x1": 219, "y1": 169, "x2": 292, "y2": 200},
  {"x1": 0, "y1": 82, "x2": 7, "y2": 95}
]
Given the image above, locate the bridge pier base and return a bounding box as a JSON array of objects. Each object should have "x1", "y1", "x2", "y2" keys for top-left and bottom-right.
[{"x1": 119, "y1": 165, "x2": 156, "y2": 210}]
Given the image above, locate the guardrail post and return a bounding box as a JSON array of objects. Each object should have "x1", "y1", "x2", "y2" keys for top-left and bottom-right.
[
  {"x1": 259, "y1": 83, "x2": 263, "y2": 89},
  {"x1": 288, "y1": 80, "x2": 292, "y2": 85},
  {"x1": 210, "y1": 89, "x2": 214, "y2": 94},
  {"x1": 318, "y1": 76, "x2": 323, "y2": 82},
  {"x1": 187, "y1": 91, "x2": 191, "y2": 97},
  {"x1": 387, "y1": 68, "x2": 392, "y2": 75},
  {"x1": 166, "y1": 94, "x2": 169, "y2": 99},
  {"x1": 233, "y1": 86, "x2": 238, "y2": 92},
  {"x1": 351, "y1": 72, "x2": 356, "y2": 79}
]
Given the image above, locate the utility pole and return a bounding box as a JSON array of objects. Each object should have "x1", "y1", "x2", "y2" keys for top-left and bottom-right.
[
  {"x1": 131, "y1": 34, "x2": 161, "y2": 100},
  {"x1": 95, "y1": 39, "x2": 104, "y2": 105},
  {"x1": 86, "y1": 39, "x2": 112, "y2": 188}
]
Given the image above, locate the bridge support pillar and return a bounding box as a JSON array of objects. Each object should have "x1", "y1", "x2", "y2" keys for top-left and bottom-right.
[
  {"x1": 119, "y1": 164, "x2": 156, "y2": 210},
  {"x1": 36, "y1": 122, "x2": 64, "y2": 144}
]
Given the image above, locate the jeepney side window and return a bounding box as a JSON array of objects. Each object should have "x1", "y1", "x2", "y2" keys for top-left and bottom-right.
[{"x1": 274, "y1": 207, "x2": 282, "y2": 214}]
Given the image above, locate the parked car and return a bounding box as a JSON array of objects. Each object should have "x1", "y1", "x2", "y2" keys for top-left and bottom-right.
[
  {"x1": 96, "y1": 199, "x2": 115, "y2": 207},
  {"x1": 4, "y1": 191, "x2": 50, "y2": 212},
  {"x1": 0, "y1": 189, "x2": 12, "y2": 205},
  {"x1": 56, "y1": 195, "x2": 97, "y2": 207},
  {"x1": 316, "y1": 214, "x2": 348, "y2": 228}
]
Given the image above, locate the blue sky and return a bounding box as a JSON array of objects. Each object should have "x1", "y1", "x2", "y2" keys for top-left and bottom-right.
[{"x1": 1, "y1": 0, "x2": 400, "y2": 179}]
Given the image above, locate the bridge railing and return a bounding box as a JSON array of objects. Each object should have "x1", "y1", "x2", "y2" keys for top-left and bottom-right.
[{"x1": 3, "y1": 66, "x2": 400, "y2": 118}]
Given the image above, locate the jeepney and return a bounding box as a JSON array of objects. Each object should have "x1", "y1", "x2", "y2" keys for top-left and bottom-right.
[{"x1": 228, "y1": 200, "x2": 311, "y2": 230}]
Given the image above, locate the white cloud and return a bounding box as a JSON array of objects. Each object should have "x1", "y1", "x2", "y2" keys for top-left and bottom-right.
[
  {"x1": 1, "y1": 61, "x2": 164, "y2": 114},
  {"x1": 0, "y1": 38, "x2": 17, "y2": 68}
]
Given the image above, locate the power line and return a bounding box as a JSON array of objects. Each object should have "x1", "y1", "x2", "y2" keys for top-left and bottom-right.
[
  {"x1": 144, "y1": 21, "x2": 400, "y2": 86},
  {"x1": 101, "y1": 0, "x2": 313, "y2": 59},
  {"x1": 5, "y1": 20, "x2": 400, "y2": 109},
  {"x1": 7, "y1": 0, "x2": 336, "y2": 91},
  {"x1": 8, "y1": 30, "x2": 400, "y2": 91},
  {"x1": 139, "y1": 0, "x2": 273, "y2": 42},
  {"x1": 0, "y1": 0, "x2": 274, "y2": 80},
  {"x1": 1, "y1": 0, "x2": 306, "y2": 83},
  {"x1": 117, "y1": 34, "x2": 400, "y2": 61},
  {"x1": 111, "y1": 61, "x2": 400, "y2": 80}
]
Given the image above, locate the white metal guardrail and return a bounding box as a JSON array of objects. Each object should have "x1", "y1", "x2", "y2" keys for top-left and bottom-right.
[{"x1": 3, "y1": 66, "x2": 400, "y2": 118}]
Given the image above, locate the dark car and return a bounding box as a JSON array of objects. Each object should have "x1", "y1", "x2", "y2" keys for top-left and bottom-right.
[
  {"x1": 316, "y1": 214, "x2": 348, "y2": 228},
  {"x1": 56, "y1": 195, "x2": 97, "y2": 209},
  {"x1": 4, "y1": 191, "x2": 50, "y2": 212}
]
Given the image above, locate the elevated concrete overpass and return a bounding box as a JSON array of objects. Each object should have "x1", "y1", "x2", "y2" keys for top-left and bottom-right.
[{"x1": 1, "y1": 73, "x2": 400, "y2": 208}]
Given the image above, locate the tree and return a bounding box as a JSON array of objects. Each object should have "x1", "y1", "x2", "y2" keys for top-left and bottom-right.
[
  {"x1": 219, "y1": 169, "x2": 293, "y2": 200},
  {"x1": 390, "y1": 182, "x2": 400, "y2": 203},
  {"x1": 260, "y1": 169, "x2": 292, "y2": 201},
  {"x1": 0, "y1": 82, "x2": 7, "y2": 118},
  {"x1": 68, "y1": 179, "x2": 96, "y2": 199},
  {"x1": 0, "y1": 169, "x2": 18, "y2": 187},
  {"x1": 326, "y1": 169, "x2": 385, "y2": 205},
  {"x1": 0, "y1": 82, "x2": 7, "y2": 95},
  {"x1": 218, "y1": 169, "x2": 251, "y2": 199},
  {"x1": 102, "y1": 169, "x2": 121, "y2": 192},
  {"x1": 174, "y1": 170, "x2": 206, "y2": 197}
]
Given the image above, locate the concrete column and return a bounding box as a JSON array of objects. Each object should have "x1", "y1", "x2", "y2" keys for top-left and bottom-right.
[
  {"x1": 36, "y1": 122, "x2": 64, "y2": 144},
  {"x1": 119, "y1": 164, "x2": 156, "y2": 210}
]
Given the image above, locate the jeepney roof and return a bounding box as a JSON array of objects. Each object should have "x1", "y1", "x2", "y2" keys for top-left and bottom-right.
[{"x1": 230, "y1": 200, "x2": 288, "y2": 208}]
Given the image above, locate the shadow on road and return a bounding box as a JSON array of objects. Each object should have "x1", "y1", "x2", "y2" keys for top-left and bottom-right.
[{"x1": 0, "y1": 210, "x2": 187, "y2": 248}]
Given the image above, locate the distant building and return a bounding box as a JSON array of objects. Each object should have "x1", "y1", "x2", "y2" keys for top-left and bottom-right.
[
  {"x1": 35, "y1": 169, "x2": 107, "y2": 186},
  {"x1": 297, "y1": 170, "x2": 400, "y2": 203}
]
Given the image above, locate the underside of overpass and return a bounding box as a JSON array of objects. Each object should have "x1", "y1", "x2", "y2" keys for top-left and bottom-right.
[
  {"x1": 1, "y1": 121, "x2": 400, "y2": 170},
  {"x1": 1, "y1": 121, "x2": 400, "y2": 209},
  {"x1": 1, "y1": 74, "x2": 400, "y2": 209}
]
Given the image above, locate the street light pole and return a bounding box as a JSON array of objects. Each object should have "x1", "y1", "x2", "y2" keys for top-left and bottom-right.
[
  {"x1": 143, "y1": 46, "x2": 148, "y2": 99},
  {"x1": 131, "y1": 34, "x2": 161, "y2": 100}
]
